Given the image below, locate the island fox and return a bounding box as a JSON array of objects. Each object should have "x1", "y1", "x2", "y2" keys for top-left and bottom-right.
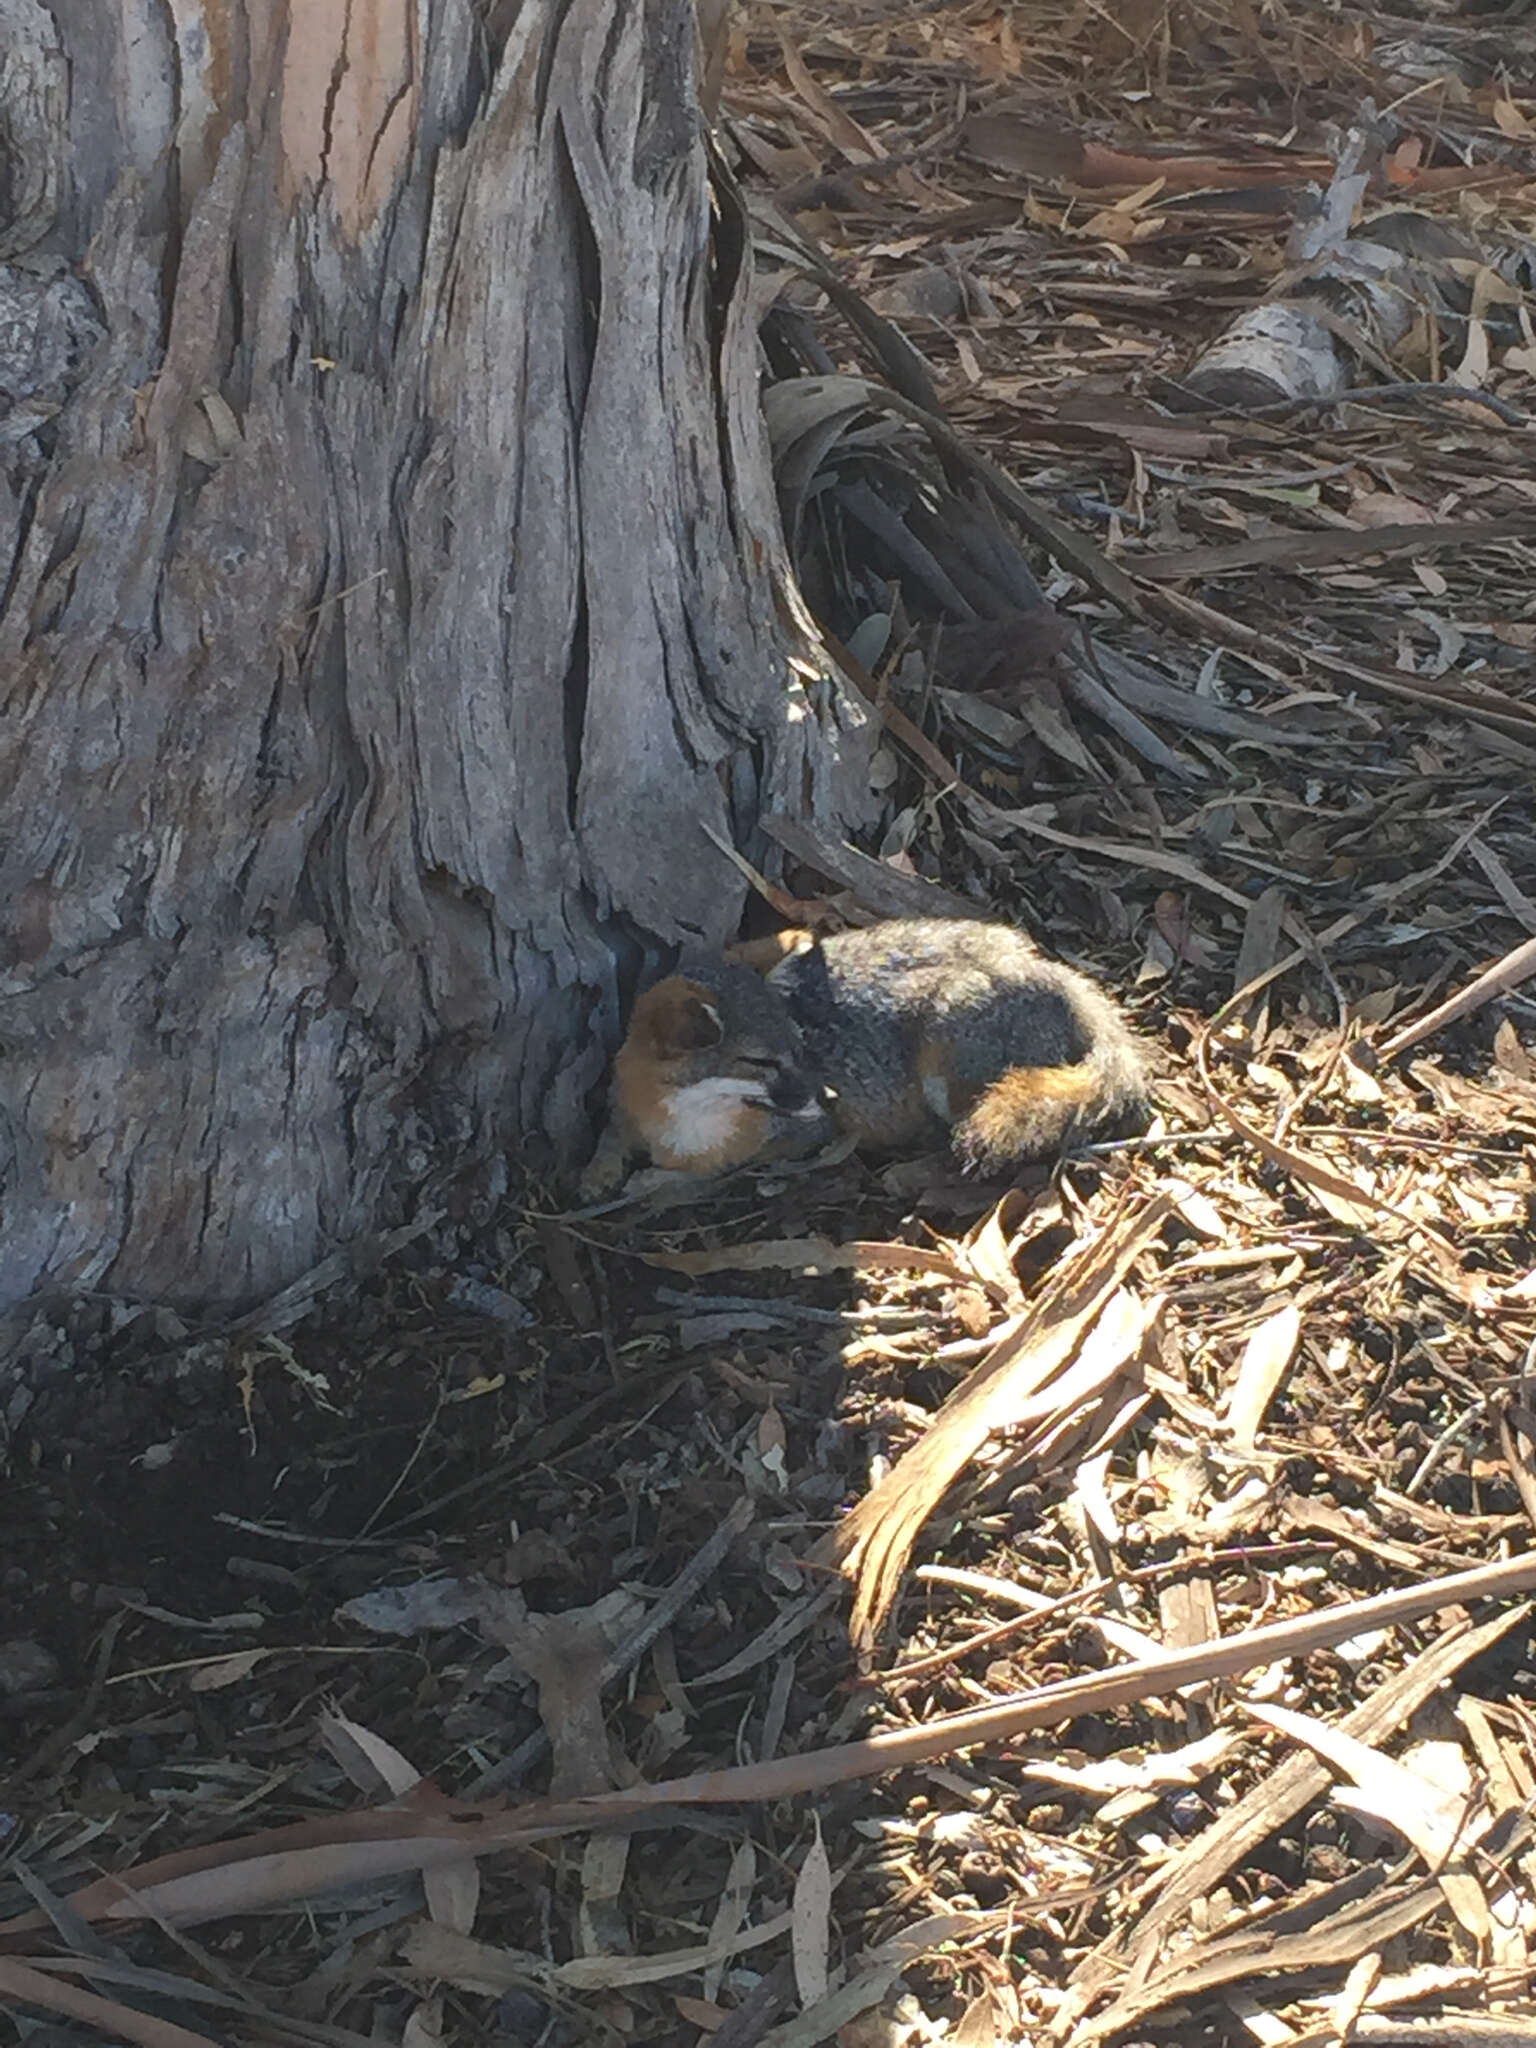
[
  {"x1": 581, "y1": 917, "x2": 1149, "y2": 1197},
  {"x1": 579, "y1": 958, "x2": 830, "y2": 1198}
]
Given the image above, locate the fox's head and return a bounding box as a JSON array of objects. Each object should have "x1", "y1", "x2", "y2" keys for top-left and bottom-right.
[{"x1": 614, "y1": 965, "x2": 826, "y2": 1174}]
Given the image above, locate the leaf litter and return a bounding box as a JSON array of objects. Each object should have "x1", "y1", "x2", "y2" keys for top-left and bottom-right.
[{"x1": 5, "y1": 1, "x2": 1536, "y2": 2044}]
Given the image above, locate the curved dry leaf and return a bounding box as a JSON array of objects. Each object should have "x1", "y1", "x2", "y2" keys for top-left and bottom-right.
[
  {"x1": 754, "y1": 1969, "x2": 900, "y2": 2048},
  {"x1": 1246, "y1": 1701, "x2": 1489, "y2": 1940},
  {"x1": 318, "y1": 1709, "x2": 421, "y2": 1798},
  {"x1": 186, "y1": 1648, "x2": 271, "y2": 1692},
  {"x1": 704, "y1": 1837, "x2": 757, "y2": 2003},
  {"x1": 1224, "y1": 1302, "x2": 1303, "y2": 1453},
  {"x1": 402, "y1": 1994, "x2": 444, "y2": 2048},
  {"x1": 0, "y1": 1959, "x2": 218, "y2": 2048},
  {"x1": 403, "y1": 1911, "x2": 795, "y2": 1993},
  {"x1": 649, "y1": 1236, "x2": 996, "y2": 1294},
  {"x1": 792, "y1": 1812, "x2": 832, "y2": 2008},
  {"x1": 424, "y1": 1856, "x2": 480, "y2": 1936},
  {"x1": 822, "y1": 1201, "x2": 1170, "y2": 1646}
]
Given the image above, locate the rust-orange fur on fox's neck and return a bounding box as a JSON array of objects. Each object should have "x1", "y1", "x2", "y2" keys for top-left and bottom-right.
[{"x1": 613, "y1": 980, "x2": 720, "y2": 1150}]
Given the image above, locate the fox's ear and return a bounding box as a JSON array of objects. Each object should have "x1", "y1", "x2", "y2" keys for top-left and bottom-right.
[{"x1": 633, "y1": 977, "x2": 723, "y2": 1057}]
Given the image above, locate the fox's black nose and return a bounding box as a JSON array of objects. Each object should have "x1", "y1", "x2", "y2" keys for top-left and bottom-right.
[{"x1": 768, "y1": 1068, "x2": 816, "y2": 1114}]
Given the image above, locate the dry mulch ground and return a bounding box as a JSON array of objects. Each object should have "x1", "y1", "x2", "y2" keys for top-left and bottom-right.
[{"x1": 4, "y1": 3, "x2": 1536, "y2": 2044}]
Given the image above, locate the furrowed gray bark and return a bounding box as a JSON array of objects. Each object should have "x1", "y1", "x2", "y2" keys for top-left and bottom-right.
[{"x1": 0, "y1": 0, "x2": 870, "y2": 1313}]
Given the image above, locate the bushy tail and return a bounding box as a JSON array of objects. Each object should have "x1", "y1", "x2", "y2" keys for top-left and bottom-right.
[{"x1": 957, "y1": 1051, "x2": 1146, "y2": 1169}]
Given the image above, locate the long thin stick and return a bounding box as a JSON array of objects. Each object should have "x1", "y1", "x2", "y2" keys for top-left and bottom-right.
[
  {"x1": 18, "y1": 1551, "x2": 1536, "y2": 1939},
  {"x1": 1380, "y1": 933, "x2": 1536, "y2": 1060}
]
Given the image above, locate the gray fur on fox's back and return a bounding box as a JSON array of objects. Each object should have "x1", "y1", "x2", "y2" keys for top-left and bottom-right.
[{"x1": 768, "y1": 917, "x2": 1148, "y2": 1148}]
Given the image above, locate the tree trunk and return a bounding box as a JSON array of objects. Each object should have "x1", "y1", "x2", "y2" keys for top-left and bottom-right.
[{"x1": 0, "y1": 0, "x2": 871, "y2": 1316}]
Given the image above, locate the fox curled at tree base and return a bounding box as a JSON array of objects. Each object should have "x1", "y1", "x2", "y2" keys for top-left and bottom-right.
[{"x1": 580, "y1": 917, "x2": 1150, "y2": 1197}]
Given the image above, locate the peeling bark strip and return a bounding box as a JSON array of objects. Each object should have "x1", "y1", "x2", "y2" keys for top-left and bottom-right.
[{"x1": 0, "y1": 0, "x2": 869, "y2": 1314}]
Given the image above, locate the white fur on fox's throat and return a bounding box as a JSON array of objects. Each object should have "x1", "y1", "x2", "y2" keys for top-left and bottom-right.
[{"x1": 654, "y1": 1074, "x2": 820, "y2": 1166}]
